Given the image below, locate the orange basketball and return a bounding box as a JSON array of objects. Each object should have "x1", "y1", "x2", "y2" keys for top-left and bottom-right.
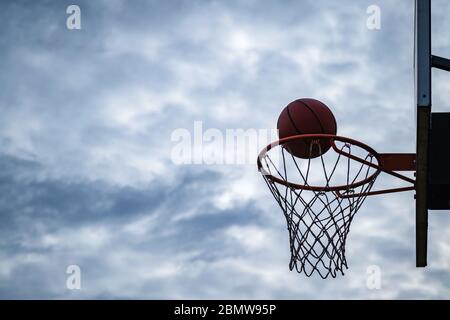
[{"x1": 277, "y1": 98, "x2": 337, "y2": 159}]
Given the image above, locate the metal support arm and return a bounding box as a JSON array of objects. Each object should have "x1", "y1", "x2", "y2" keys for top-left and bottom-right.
[{"x1": 432, "y1": 55, "x2": 450, "y2": 72}]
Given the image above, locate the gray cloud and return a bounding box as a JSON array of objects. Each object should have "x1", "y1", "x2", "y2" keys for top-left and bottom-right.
[{"x1": 0, "y1": 0, "x2": 450, "y2": 299}]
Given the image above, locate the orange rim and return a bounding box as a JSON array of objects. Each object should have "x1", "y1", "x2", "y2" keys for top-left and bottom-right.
[{"x1": 257, "y1": 134, "x2": 382, "y2": 192}]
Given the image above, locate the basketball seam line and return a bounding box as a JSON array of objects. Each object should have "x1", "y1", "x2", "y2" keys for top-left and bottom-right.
[
  {"x1": 286, "y1": 105, "x2": 304, "y2": 135},
  {"x1": 297, "y1": 100, "x2": 326, "y2": 133}
]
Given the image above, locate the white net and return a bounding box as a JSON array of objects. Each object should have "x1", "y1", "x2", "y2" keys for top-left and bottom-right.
[{"x1": 258, "y1": 137, "x2": 380, "y2": 278}]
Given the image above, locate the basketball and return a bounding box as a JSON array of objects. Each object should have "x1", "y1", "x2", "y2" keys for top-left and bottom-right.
[{"x1": 277, "y1": 98, "x2": 337, "y2": 159}]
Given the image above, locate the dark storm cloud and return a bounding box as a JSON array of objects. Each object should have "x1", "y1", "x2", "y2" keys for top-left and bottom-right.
[{"x1": 0, "y1": 153, "x2": 268, "y2": 298}]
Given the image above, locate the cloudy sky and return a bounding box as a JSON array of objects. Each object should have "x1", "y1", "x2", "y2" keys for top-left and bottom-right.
[{"x1": 1, "y1": 0, "x2": 450, "y2": 299}]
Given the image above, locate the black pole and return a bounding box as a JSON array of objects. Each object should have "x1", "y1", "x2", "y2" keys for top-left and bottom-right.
[{"x1": 415, "y1": 0, "x2": 431, "y2": 268}]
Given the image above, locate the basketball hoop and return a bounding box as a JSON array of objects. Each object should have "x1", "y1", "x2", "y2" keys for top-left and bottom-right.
[{"x1": 257, "y1": 134, "x2": 415, "y2": 278}]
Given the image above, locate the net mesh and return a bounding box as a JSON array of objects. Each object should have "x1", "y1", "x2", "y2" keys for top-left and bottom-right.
[{"x1": 259, "y1": 139, "x2": 379, "y2": 278}]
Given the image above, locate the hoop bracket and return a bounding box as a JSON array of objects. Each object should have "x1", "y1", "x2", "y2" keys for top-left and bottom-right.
[
  {"x1": 331, "y1": 143, "x2": 416, "y2": 185},
  {"x1": 332, "y1": 149, "x2": 416, "y2": 198},
  {"x1": 379, "y1": 153, "x2": 416, "y2": 171}
]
